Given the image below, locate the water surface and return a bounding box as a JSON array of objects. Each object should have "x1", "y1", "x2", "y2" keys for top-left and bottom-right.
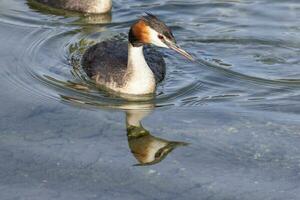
[{"x1": 1, "y1": 0, "x2": 300, "y2": 199}]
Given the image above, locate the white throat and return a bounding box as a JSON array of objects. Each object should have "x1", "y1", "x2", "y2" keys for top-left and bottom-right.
[{"x1": 123, "y1": 43, "x2": 156, "y2": 95}]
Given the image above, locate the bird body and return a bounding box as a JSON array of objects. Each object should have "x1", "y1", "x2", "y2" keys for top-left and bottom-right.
[
  {"x1": 81, "y1": 13, "x2": 193, "y2": 95},
  {"x1": 82, "y1": 40, "x2": 165, "y2": 94},
  {"x1": 35, "y1": 0, "x2": 112, "y2": 13}
]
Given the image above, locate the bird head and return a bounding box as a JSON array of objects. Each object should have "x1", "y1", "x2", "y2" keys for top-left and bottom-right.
[{"x1": 129, "y1": 13, "x2": 194, "y2": 61}]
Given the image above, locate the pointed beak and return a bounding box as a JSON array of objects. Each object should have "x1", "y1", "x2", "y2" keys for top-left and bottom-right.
[{"x1": 166, "y1": 42, "x2": 194, "y2": 61}]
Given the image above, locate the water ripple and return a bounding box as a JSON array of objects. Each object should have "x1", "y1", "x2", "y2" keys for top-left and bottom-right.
[{"x1": 1, "y1": 0, "x2": 300, "y2": 112}]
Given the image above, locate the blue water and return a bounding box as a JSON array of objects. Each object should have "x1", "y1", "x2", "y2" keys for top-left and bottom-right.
[{"x1": 0, "y1": 0, "x2": 300, "y2": 199}]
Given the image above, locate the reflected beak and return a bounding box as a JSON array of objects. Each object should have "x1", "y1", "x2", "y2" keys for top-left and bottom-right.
[{"x1": 166, "y1": 42, "x2": 194, "y2": 61}]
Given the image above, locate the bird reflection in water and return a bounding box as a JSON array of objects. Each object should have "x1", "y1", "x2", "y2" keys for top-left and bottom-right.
[
  {"x1": 126, "y1": 109, "x2": 188, "y2": 166},
  {"x1": 60, "y1": 92, "x2": 188, "y2": 166}
]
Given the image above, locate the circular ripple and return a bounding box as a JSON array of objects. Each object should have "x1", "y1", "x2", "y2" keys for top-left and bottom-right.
[{"x1": 1, "y1": 0, "x2": 300, "y2": 111}]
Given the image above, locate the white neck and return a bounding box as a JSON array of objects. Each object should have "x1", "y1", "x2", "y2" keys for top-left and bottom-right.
[{"x1": 123, "y1": 43, "x2": 156, "y2": 95}]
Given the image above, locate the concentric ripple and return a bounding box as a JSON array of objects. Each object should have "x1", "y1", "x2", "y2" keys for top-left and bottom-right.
[{"x1": 1, "y1": 0, "x2": 300, "y2": 112}]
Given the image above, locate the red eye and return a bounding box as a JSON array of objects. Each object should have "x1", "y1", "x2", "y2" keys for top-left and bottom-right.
[{"x1": 158, "y1": 35, "x2": 164, "y2": 40}]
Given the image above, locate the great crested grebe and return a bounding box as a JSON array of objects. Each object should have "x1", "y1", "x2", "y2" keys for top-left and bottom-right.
[
  {"x1": 34, "y1": 0, "x2": 112, "y2": 13},
  {"x1": 81, "y1": 13, "x2": 194, "y2": 95}
]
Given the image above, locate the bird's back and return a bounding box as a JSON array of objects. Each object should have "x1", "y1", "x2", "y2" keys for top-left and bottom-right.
[{"x1": 81, "y1": 40, "x2": 166, "y2": 87}]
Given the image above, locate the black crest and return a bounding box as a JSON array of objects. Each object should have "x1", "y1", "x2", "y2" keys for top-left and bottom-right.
[{"x1": 141, "y1": 12, "x2": 175, "y2": 42}]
